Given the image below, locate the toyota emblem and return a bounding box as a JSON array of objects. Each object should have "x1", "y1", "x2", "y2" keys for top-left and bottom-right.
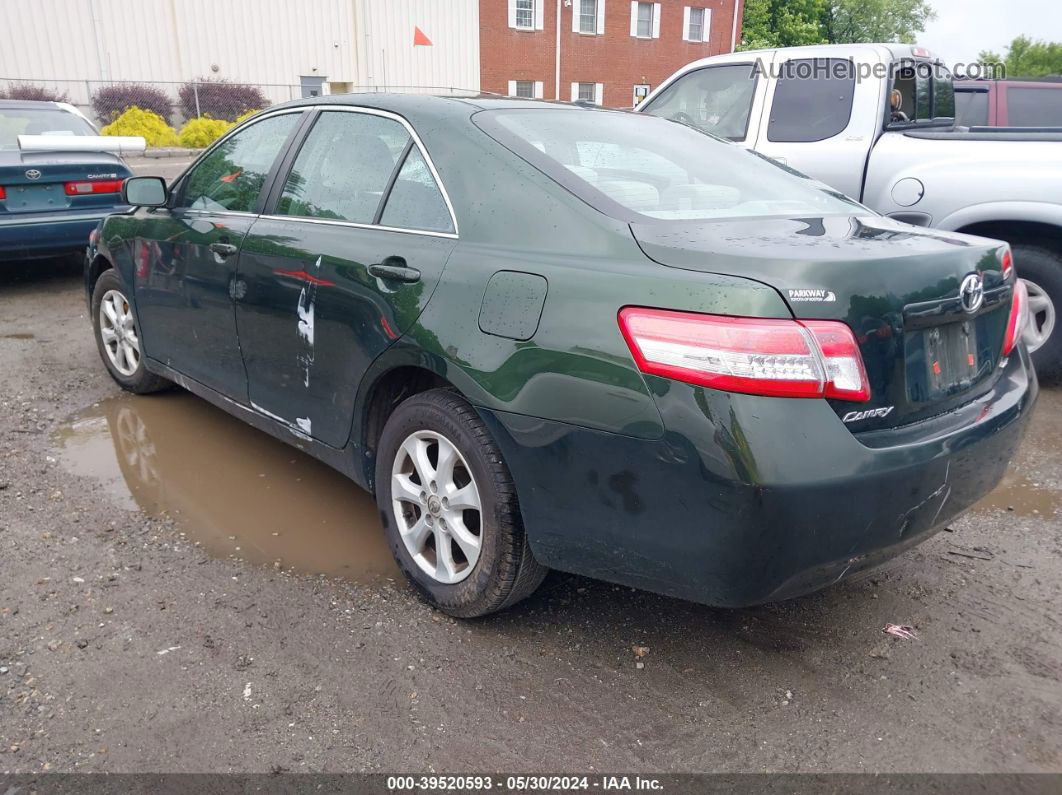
[
  {"x1": 959, "y1": 272, "x2": 985, "y2": 314},
  {"x1": 25, "y1": 169, "x2": 42, "y2": 180}
]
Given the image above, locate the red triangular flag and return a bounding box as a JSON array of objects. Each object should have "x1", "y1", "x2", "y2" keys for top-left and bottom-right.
[{"x1": 413, "y1": 26, "x2": 432, "y2": 46}]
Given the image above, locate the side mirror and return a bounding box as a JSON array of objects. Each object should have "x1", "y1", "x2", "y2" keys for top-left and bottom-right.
[{"x1": 122, "y1": 176, "x2": 168, "y2": 207}]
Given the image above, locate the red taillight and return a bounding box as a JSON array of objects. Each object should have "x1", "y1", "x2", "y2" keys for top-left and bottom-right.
[
  {"x1": 64, "y1": 180, "x2": 124, "y2": 196},
  {"x1": 0, "y1": 186, "x2": 6, "y2": 200},
  {"x1": 618, "y1": 307, "x2": 871, "y2": 402},
  {"x1": 1001, "y1": 248, "x2": 1014, "y2": 281},
  {"x1": 1002, "y1": 280, "x2": 1029, "y2": 357}
]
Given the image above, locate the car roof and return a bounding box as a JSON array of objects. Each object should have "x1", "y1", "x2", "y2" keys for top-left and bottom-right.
[{"x1": 263, "y1": 92, "x2": 611, "y2": 121}]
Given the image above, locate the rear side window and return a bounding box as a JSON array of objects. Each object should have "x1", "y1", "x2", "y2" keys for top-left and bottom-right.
[
  {"x1": 276, "y1": 111, "x2": 409, "y2": 223},
  {"x1": 767, "y1": 59, "x2": 855, "y2": 143},
  {"x1": 641, "y1": 64, "x2": 758, "y2": 141},
  {"x1": 179, "y1": 113, "x2": 299, "y2": 213},
  {"x1": 954, "y1": 90, "x2": 989, "y2": 126},
  {"x1": 1007, "y1": 87, "x2": 1062, "y2": 127},
  {"x1": 379, "y1": 148, "x2": 454, "y2": 234}
]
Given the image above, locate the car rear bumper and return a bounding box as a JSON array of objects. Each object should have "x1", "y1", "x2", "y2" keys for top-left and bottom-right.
[
  {"x1": 0, "y1": 208, "x2": 126, "y2": 259},
  {"x1": 479, "y1": 349, "x2": 1037, "y2": 607}
]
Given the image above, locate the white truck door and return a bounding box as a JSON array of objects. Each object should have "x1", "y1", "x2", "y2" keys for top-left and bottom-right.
[{"x1": 754, "y1": 48, "x2": 886, "y2": 200}]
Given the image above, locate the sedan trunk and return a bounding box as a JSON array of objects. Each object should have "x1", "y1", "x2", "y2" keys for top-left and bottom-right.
[{"x1": 630, "y1": 214, "x2": 1014, "y2": 430}]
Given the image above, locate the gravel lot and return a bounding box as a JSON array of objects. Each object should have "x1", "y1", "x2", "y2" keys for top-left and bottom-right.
[{"x1": 1, "y1": 243, "x2": 1060, "y2": 773}]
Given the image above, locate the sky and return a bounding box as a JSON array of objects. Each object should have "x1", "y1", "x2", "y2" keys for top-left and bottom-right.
[{"x1": 918, "y1": 0, "x2": 1062, "y2": 65}]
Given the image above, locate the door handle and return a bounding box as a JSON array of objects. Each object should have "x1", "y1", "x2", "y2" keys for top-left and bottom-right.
[
  {"x1": 369, "y1": 257, "x2": 420, "y2": 284},
  {"x1": 210, "y1": 242, "x2": 239, "y2": 258}
]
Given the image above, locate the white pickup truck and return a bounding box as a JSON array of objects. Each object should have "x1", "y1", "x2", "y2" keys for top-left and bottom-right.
[{"x1": 637, "y1": 43, "x2": 1062, "y2": 380}]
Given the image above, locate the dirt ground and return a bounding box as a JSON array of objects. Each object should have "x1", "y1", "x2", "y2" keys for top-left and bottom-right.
[{"x1": 1, "y1": 254, "x2": 1060, "y2": 775}]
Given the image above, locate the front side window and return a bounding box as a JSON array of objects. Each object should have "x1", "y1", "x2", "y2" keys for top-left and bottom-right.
[
  {"x1": 688, "y1": 7, "x2": 705, "y2": 41},
  {"x1": 379, "y1": 148, "x2": 455, "y2": 234},
  {"x1": 478, "y1": 109, "x2": 862, "y2": 222},
  {"x1": 0, "y1": 107, "x2": 95, "y2": 150},
  {"x1": 515, "y1": 0, "x2": 534, "y2": 28},
  {"x1": 954, "y1": 90, "x2": 989, "y2": 126},
  {"x1": 1008, "y1": 87, "x2": 1062, "y2": 127},
  {"x1": 767, "y1": 59, "x2": 856, "y2": 143},
  {"x1": 179, "y1": 113, "x2": 299, "y2": 213},
  {"x1": 636, "y1": 2, "x2": 653, "y2": 37},
  {"x1": 641, "y1": 64, "x2": 758, "y2": 141},
  {"x1": 514, "y1": 80, "x2": 535, "y2": 98},
  {"x1": 276, "y1": 111, "x2": 409, "y2": 224},
  {"x1": 579, "y1": 0, "x2": 598, "y2": 32}
]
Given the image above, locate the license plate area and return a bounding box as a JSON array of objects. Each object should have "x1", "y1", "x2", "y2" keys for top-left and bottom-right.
[
  {"x1": 906, "y1": 319, "x2": 987, "y2": 402},
  {"x1": 3, "y1": 184, "x2": 69, "y2": 213}
]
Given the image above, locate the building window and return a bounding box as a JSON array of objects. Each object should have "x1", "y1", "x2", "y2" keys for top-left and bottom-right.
[
  {"x1": 508, "y1": 80, "x2": 543, "y2": 98},
  {"x1": 571, "y1": 82, "x2": 603, "y2": 104},
  {"x1": 687, "y1": 7, "x2": 705, "y2": 41},
  {"x1": 515, "y1": 0, "x2": 534, "y2": 29},
  {"x1": 579, "y1": 0, "x2": 598, "y2": 33},
  {"x1": 630, "y1": 2, "x2": 660, "y2": 39}
]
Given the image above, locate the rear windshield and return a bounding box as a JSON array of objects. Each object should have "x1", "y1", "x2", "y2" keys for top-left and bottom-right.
[
  {"x1": 0, "y1": 107, "x2": 95, "y2": 150},
  {"x1": 476, "y1": 108, "x2": 862, "y2": 222}
]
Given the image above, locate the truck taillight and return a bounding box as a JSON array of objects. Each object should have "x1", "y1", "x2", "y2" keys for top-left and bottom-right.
[
  {"x1": 1001, "y1": 248, "x2": 1014, "y2": 280},
  {"x1": 618, "y1": 307, "x2": 871, "y2": 402},
  {"x1": 64, "y1": 180, "x2": 124, "y2": 196},
  {"x1": 0, "y1": 186, "x2": 6, "y2": 200},
  {"x1": 1002, "y1": 279, "x2": 1029, "y2": 357}
]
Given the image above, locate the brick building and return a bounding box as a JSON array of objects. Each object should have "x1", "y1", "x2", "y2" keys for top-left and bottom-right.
[{"x1": 481, "y1": 0, "x2": 744, "y2": 107}]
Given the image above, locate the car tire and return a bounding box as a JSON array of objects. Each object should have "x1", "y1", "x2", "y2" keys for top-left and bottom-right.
[
  {"x1": 374, "y1": 388, "x2": 547, "y2": 618},
  {"x1": 91, "y1": 269, "x2": 171, "y2": 394},
  {"x1": 1013, "y1": 244, "x2": 1062, "y2": 383}
]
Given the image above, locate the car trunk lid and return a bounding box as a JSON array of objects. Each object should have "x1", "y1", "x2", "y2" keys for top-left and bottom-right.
[
  {"x1": 0, "y1": 151, "x2": 129, "y2": 215},
  {"x1": 630, "y1": 214, "x2": 1013, "y2": 431}
]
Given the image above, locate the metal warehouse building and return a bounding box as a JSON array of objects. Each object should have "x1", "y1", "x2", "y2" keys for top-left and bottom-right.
[{"x1": 1, "y1": 0, "x2": 740, "y2": 114}]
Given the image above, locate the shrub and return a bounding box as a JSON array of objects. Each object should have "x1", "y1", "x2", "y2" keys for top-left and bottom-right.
[
  {"x1": 177, "y1": 117, "x2": 232, "y2": 149},
  {"x1": 100, "y1": 107, "x2": 179, "y2": 148},
  {"x1": 0, "y1": 83, "x2": 71, "y2": 103},
  {"x1": 92, "y1": 83, "x2": 173, "y2": 124},
  {"x1": 234, "y1": 108, "x2": 261, "y2": 124},
  {"x1": 178, "y1": 78, "x2": 267, "y2": 122}
]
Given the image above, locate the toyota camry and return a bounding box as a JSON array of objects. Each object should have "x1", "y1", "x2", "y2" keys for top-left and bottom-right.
[{"x1": 85, "y1": 95, "x2": 1036, "y2": 616}]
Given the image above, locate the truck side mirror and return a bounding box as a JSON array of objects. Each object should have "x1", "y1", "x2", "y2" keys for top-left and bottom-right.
[{"x1": 123, "y1": 176, "x2": 168, "y2": 207}]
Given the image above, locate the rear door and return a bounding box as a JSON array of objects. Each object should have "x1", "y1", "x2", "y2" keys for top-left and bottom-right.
[
  {"x1": 132, "y1": 111, "x2": 305, "y2": 398},
  {"x1": 754, "y1": 50, "x2": 884, "y2": 199},
  {"x1": 234, "y1": 108, "x2": 458, "y2": 447}
]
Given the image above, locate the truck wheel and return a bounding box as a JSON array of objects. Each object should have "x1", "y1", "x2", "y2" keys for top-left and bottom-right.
[
  {"x1": 374, "y1": 388, "x2": 547, "y2": 618},
  {"x1": 1013, "y1": 244, "x2": 1061, "y2": 383},
  {"x1": 91, "y1": 270, "x2": 171, "y2": 394}
]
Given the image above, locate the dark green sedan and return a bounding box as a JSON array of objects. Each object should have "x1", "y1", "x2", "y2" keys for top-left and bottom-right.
[{"x1": 85, "y1": 94, "x2": 1037, "y2": 617}]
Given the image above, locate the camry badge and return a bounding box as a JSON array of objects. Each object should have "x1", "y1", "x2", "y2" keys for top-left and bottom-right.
[
  {"x1": 25, "y1": 168, "x2": 42, "y2": 180},
  {"x1": 959, "y1": 273, "x2": 984, "y2": 314}
]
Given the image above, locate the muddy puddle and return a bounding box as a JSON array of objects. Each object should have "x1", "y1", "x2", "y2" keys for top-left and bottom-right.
[
  {"x1": 53, "y1": 392, "x2": 398, "y2": 582},
  {"x1": 975, "y1": 469, "x2": 1060, "y2": 518}
]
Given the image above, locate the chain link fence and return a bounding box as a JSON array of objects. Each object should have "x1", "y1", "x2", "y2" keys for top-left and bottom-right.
[{"x1": 0, "y1": 78, "x2": 484, "y2": 127}]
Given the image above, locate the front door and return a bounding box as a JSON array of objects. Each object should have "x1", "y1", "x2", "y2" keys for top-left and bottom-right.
[
  {"x1": 235, "y1": 109, "x2": 458, "y2": 447},
  {"x1": 133, "y1": 111, "x2": 304, "y2": 397}
]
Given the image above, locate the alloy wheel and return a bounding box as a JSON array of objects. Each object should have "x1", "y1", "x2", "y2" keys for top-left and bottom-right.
[
  {"x1": 99, "y1": 289, "x2": 141, "y2": 377},
  {"x1": 1023, "y1": 278, "x2": 1056, "y2": 354},
  {"x1": 391, "y1": 430, "x2": 482, "y2": 584}
]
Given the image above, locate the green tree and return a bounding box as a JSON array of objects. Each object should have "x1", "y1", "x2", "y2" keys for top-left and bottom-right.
[
  {"x1": 822, "y1": 0, "x2": 936, "y2": 44},
  {"x1": 980, "y1": 36, "x2": 1062, "y2": 77},
  {"x1": 740, "y1": 0, "x2": 935, "y2": 50}
]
